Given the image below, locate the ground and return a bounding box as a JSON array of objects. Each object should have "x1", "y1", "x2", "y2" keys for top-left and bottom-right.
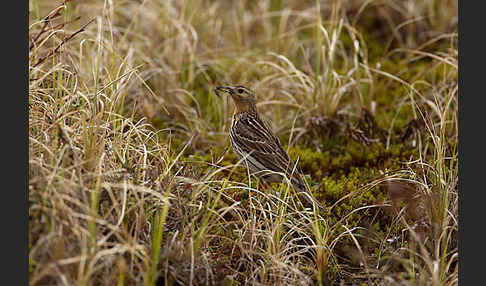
[{"x1": 29, "y1": 0, "x2": 457, "y2": 285}]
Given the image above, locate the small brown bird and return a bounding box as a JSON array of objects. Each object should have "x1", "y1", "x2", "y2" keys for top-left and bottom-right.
[{"x1": 215, "y1": 85, "x2": 323, "y2": 210}]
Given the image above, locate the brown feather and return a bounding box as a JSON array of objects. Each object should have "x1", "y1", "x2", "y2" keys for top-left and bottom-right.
[{"x1": 216, "y1": 85, "x2": 325, "y2": 211}]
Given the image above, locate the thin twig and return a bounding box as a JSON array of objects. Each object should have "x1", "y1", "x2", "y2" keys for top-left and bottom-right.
[
  {"x1": 29, "y1": 0, "x2": 73, "y2": 51},
  {"x1": 32, "y1": 18, "x2": 95, "y2": 68}
]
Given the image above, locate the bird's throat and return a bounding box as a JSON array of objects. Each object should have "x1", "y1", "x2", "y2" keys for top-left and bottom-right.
[{"x1": 233, "y1": 100, "x2": 257, "y2": 114}]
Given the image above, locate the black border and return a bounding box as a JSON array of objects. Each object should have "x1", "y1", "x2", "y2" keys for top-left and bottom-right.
[
  {"x1": 6, "y1": 0, "x2": 28, "y2": 284},
  {"x1": 459, "y1": 1, "x2": 478, "y2": 284}
]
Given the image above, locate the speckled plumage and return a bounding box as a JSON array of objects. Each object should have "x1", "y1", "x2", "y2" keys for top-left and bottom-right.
[{"x1": 215, "y1": 85, "x2": 323, "y2": 210}]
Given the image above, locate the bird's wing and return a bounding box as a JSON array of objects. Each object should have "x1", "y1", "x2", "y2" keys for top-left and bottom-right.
[
  {"x1": 232, "y1": 114, "x2": 297, "y2": 175},
  {"x1": 232, "y1": 114, "x2": 322, "y2": 210}
]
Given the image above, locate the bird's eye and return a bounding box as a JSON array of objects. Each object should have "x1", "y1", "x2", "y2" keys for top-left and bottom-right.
[{"x1": 237, "y1": 88, "x2": 244, "y2": 94}]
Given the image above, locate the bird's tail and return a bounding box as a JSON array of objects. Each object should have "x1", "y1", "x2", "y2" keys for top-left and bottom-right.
[{"x1": 289, "y1": 172, "x2": 326, "y2": 212}]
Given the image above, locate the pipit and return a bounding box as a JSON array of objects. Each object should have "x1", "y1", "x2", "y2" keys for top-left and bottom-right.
[{"x1": 215, "y1": 85, "x2": 324, "y2": 210}]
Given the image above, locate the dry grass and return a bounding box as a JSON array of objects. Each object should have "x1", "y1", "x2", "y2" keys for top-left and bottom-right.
[{"x1": 29, "y1": 0, "x2": 457, "y2": 285}]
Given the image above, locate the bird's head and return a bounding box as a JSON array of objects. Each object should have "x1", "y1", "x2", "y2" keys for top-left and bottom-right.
[{"x1": 215, "y1": 85, "x2": 256, "y2": 114}]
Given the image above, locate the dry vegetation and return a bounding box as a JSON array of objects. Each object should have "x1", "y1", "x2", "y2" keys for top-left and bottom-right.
[{"x1": 29, "y1": 0, "x2": 457, "y2": 285}]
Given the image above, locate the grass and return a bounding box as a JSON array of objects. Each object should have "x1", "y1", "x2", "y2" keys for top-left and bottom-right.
[{"x1": 29, "y1": 0, "x2": 457, "y2": 285}]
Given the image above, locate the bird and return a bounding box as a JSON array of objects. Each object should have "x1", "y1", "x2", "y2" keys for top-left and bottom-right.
[{"x1": 214, "y1": 85, "x2": 324, "y2": 211}]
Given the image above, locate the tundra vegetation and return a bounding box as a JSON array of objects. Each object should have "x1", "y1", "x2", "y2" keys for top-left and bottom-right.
[{"x1": 29, "y1": 0, "x2": 457, "y2": 285}]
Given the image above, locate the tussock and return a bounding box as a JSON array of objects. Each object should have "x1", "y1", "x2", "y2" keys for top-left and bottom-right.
[{"x1": 29, "y1": 0, "x2": 457, "y2": 285}]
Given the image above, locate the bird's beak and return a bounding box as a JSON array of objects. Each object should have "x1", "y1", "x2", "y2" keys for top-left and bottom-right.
[{"x1": 214, "y1": 86, "x2": 233, "y2": 97}]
